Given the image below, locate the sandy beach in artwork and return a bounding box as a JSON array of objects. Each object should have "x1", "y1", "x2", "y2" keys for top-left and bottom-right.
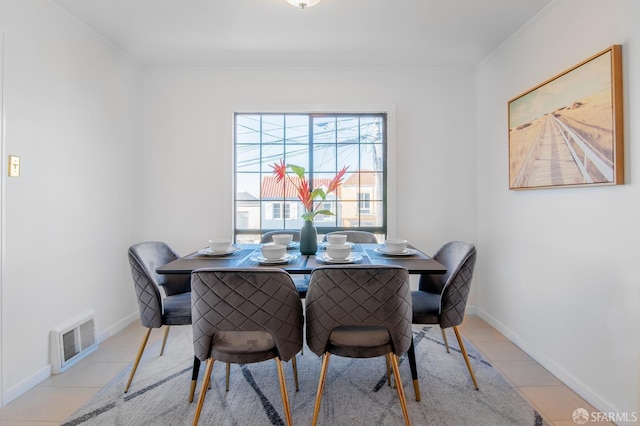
[{"x1": 509, "y1": 89, "x2": 613, "y2": 188}]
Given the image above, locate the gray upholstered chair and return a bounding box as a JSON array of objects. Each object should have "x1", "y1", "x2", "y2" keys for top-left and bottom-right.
[
  {"x1": 126, "y1": 241, "x2": 199, "y2": 400},
  {"x1": 321, "y1": 230, "x2": 379, "y2": 243},
  {"x1": 407, "y1": 240, "x2": 478, "y2": 401},
  {"x1": 190, "y1": 268, "x2": 304, "y2": 426},
  {"x1": 260, "y1": 230, "x2": 301, "y2": 243},
  {"x1": 305, "y1": 265, "x2": 412, "y2": 426}
]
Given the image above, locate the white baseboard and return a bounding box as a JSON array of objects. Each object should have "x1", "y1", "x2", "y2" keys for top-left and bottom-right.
[
  {"x1": 472, "y1": 307, "x2": 627, "y2": 421},
  {"x1": 96, "y1": 311, "x2": 139, "y2": 344},
  {"x1": 2, "y1": 311, "x2": 139, "y2": 407},
  {"x1": 3, "y1": 364, "x2": 51, "y2": 405}
]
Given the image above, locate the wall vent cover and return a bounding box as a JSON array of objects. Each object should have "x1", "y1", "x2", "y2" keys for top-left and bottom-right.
[{"x1": 50, "y1": 312, "x2": 98, "y2": 374}]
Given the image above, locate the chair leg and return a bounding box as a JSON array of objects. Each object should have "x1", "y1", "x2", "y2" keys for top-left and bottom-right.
[
  {"x1": 160, "y1": 326, "x2": 171, "y2": 356},
  {"x1": 275, "y1": 358, "x2": 293, "y2": 426},
  {"x1": 385, "y1": 355, "x2": 392, "y2": 387},
  {"x1": 225, "y1": 363, "x2": 231, "y2": 391},
  {"x1": 192, "y1": 358, "x2": 215, "y2": 426},
  {"x1": 291, "y1": 355, "x2": 300, "y2": 391},
  {"x1": 453, "y1": 326, "x2": 479, "y2": 390},
  {"x1": 312, "y1": 353, "x2": 331, "y2": 426},
  {"x1": 389, "y1": 353, "x2": 411, "y2": 426},
  {"x1": 406, "y1": 337, "x2": 421, "y2": 401},
  {"x1": 441, "y1": 327, "x2": 450, "y2": 353},
  {"x1": 189, "y1": 356, "x2": 201, "y2": 402},
  {"x1": 124, "y1": 328, "x2": 151, "y2": 393}
]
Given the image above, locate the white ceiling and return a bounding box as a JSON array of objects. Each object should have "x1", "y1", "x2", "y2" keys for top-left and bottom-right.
[{"x1": 50, "y1": 0, "x2": 554, "y2": 68}]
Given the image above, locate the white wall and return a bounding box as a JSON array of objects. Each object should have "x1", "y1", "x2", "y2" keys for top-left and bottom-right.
[
  {"x1": 476, "y1": 0, "x2": 640, "y2": 419},
  {"x1": 0, "y1": 0, "x2": 143, "y2": 403},
  {"x1": 141, "y1": 67, "x2": 477, "y2": 256},
  {"x1": 0, "y1": 0, "x2": 479, "y2": 406},
  {"x1": 10, "y1": 0, "x2": 636, "y2": 417}
]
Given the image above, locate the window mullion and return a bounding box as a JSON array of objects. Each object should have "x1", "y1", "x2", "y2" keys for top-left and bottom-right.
[{"x1": 234, "y1": 112, "x2": 387, "y2": 242}]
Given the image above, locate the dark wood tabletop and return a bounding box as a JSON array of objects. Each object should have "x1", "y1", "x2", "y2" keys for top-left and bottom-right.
[{"x1": 156, "y1": 243, "x2": 447, "y2": 275}]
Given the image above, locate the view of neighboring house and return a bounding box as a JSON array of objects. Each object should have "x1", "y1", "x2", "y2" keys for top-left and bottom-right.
[{"x1": 242, "y1": 171, "x2": 382, "y2": 235}]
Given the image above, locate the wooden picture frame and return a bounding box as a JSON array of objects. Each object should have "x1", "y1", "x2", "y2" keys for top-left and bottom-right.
[{"x1": 508, "y1": 45, "x2": 623, "y2": 190}]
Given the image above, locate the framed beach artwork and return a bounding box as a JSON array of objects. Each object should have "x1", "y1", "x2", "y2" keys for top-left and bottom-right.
[{"x1": 508, "y1": 45, "x2": 623, "y2": 190}]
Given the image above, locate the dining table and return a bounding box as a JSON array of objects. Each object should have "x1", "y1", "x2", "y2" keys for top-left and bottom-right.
[{"x1": 156, "y1": 242, "x2": 447, "y2": 276}]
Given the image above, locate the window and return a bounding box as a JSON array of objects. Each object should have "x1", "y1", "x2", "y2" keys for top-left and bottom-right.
[
  {"x1": 269, "y1": 202, "x2": 293, "y2": 220},
  {"x1": 359, "y1": 192, "x2": 371, "y2": 214},
  {"x1": 234, "y1": 113, "x2": 387, "y2": 242}
]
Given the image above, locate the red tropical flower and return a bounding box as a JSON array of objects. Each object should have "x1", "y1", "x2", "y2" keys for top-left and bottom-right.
[
  {"x1": 270, "y1": 161, "x2": 348, "y2": 222},
  {"x1": 327, "y1": 167, "x2": 348, "y2": 194},
  {"x1": 272, "y1": 159, "x2": 287, "y2": 183}
]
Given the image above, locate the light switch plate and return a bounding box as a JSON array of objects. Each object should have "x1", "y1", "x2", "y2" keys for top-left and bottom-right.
[{"x1": 8, "y1": 155, "x2": 20, "y2": 177}]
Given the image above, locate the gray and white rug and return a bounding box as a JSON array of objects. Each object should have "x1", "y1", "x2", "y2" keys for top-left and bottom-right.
[{"x1": 63, "y1": 326, "x2": 547, "y2": 425}]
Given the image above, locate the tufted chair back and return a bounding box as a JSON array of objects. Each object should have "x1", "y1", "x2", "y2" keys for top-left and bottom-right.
[
  {"x1": 191, "y1": 268, "x2": 303, "y2": 363},
  {"x1": 125, "y1": 241, "x2": 196, "y2": 397},
  {"x1": 305, "y1": 265, "x2": 412, "y2": 357},
  {"x1": 417, "y1": 241, "x2": 471, "y2": 293},
  {"x1": 407, "y1": 241, "x2": 479, "y2": 400},
  {"x1": 190, "y1": 268, "x2": 303, "y2": 426},
  {"x1": 128, "y1": 241, "x2": 191, "y2": 328},
  {"x1": 437, "y1": 242, "x2": 476, "y2": 328},
  {"x1": 305, "y1": 265, "x2": 413, "y2": 426}
]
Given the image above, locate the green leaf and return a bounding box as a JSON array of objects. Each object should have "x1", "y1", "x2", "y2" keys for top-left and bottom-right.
[
  {"x1": 315, "y1": 209, "x2": 335, "y2": 216},
  {"x1": 310, "y1": 188, "x2": 325, "y2": 199},
  {"x1": 301, "y1": 212, "x2": 315, "y2": 221},
  {"x1": 288, "y1": 164, "x2": 305, "y2": 178}
]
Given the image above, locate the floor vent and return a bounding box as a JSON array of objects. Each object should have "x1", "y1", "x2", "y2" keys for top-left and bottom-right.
[{"x1": 50, "y1": 313, "x2": 98, "y2": 374}]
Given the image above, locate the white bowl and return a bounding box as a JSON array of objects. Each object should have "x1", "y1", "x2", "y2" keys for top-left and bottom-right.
[
  {"x1": 327, "y1": 234, "x2": 348, "y2": 245},
  {"x1": 261, "y1": 244, "x2": 287, "y2": 260},
  {"x1": 326, "y1": 244, "x2": 351, "y2": 260},
  {"x1": 271, "y1": 234, "x2": 294, "y2": 245},
  {"x1": 384, "y1": 239, "x2": 407, "y2": 253},
  {"x1": 208, "y1": 239, "x2": 232, "y2": 253}
]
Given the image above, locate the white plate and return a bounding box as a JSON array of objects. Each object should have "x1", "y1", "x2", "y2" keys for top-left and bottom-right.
[
  {"x1": 319, "y1": 241, "x2": 354, "y2": 250},
  {"x1": 250, "y1": 254, "x2": 298, "y2": 265},
  {"x1": 374, "y1": 247, "x2": 417, "y2": 256},
  {"x1": 197, "y1": 246, "x2": 241, "y2": 256},
  {"x1": 263, "y1": 242, "x2": 299, "y2": 250},
  {"x1": 316, "y1": 253, "x2": 363, "y2": 264}
]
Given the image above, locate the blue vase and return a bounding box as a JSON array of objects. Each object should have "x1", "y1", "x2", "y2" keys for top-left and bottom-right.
[{"x1": 299, "y1": 220, "x2": 318, "y2": 255}]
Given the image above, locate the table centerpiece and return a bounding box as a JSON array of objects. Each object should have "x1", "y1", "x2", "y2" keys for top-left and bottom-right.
[{"x1": 271, "y1": 160, "x2": 347, "y2": 255}]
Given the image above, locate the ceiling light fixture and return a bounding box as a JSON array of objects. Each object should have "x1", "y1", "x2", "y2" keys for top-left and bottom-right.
[{"x1": 286, "y1": 0, "x2": 322, "y2": 9}]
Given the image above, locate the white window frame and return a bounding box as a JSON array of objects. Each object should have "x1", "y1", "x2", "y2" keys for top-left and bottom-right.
[{"x1": 227, "y1": 103, "x2": 397, "y2": 238}]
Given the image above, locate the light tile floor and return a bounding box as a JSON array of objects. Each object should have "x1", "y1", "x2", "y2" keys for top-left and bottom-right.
[
  {"x1": 459, "y1": 317, "x2": 613, "y2": 426},
  {"x1": 0, "y1": 315, "x2": 611, "y2": 426}
]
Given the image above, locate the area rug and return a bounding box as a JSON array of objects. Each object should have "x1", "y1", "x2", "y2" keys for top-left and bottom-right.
[{"x1": 62, "y1": 326, "x2": 547, "y2": 426}]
